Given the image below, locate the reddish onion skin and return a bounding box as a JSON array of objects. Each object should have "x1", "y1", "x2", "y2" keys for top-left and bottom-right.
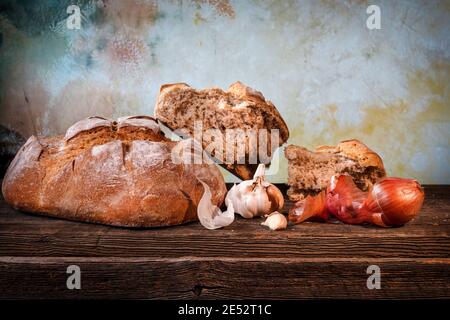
[
  {"x1": 288, "y1": 191, "x2": 328, "y2": 224},
  {"x1": 326, "y1": 175, "x2": 373, "y2": 225},
  {"x1": 366, "y1": 178, "x2": 425, "y2": 226},
  {"x1": 289, "y1": 175, "x2": 425, "y2": 227}
]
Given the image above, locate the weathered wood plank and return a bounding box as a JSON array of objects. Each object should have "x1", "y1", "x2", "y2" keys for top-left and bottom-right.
[
  {"x1": 0, "y1": 190, "x2": 448, "y2": 259},
  {"x1": 0, "y1": 257, "x2": 449, "y2": 299},
  {"x1": 0, "y1": 185, "x2": 448, "y2": 299},
  {"x1": 0, "y1": 209, "x2": 448, "y2": 259},
  {"x1": 0, "y1": 223, "x2": 448, "y2": 259}
]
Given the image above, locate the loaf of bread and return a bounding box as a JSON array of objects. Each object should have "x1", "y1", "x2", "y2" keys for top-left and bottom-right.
[
  {"x1": 155, "y1": 82, "x2": 289, "y2": 180},
  {"x1": 1, "y1": 116, "x2": 227, "y2": 227},
  {"x1": 285, "y1": 139, "x2": 386, "y2": 201}
]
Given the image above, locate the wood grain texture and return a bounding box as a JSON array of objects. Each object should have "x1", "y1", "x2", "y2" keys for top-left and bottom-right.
[
  {"x1": 0, "y1": 184, "x2": 449, "y2": 299},
  {"x1": 1, "y1": 257, "x2": 449, "y2": 299}
]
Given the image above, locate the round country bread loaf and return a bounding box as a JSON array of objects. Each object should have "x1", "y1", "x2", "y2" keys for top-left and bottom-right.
[{"x1": 1, "y1": 116, "x2": 227, "y2": 227}]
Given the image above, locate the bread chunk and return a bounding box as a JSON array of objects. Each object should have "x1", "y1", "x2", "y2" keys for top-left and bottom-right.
[
  {"x1": 285, "y1": 139, "x2": 386, "y2": 201},
  {"x1": 155, "y1": 82, "x2": 289, "y2": 180}
]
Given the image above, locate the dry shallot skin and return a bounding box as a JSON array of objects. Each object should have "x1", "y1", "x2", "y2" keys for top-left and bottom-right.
[
  {"x1": 366, "y1": 177, "x2": 425, "y2": 226},
  {"x1": 325, "y1": 175, "x2": 375, "y2": 225},
  {"x1": 290, "y1": 175, "x2": 425, "y2": 227},
  {"x1": 326, "y1": 175, "x2": 425, "y2": 227},
  {"x1": 288, "y1": 191, "x2": 329, "y2": 224}
]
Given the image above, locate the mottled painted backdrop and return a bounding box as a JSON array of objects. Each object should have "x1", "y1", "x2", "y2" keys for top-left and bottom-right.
[{"x1": 0, "y1": 0, "x2": 449, "y2": 183}]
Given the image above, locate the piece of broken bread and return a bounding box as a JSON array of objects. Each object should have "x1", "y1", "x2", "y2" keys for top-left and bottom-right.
[
  {"x1": 285, "y1": 139, "x2": 386, "y2": 201},
  {"x1": 155, "y1": 81, "x2": 289, "y2": 180}
]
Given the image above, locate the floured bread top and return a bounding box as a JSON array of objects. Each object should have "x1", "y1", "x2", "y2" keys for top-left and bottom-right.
[
  {"x1": 35, "y1": 116, "x2": 169, "y2": 175},
  {"x1": 64, "y1": 116, "x2": 112, "y2": 141},
  {"x1": 64, "y1": 116, "x2": 162, "y2": 141}
]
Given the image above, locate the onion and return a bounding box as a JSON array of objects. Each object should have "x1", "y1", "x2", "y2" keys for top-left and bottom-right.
[
  {"x1": 326, "y1": 175, "x2": 370, "y2": 224},
  {"x1": 365, "y1": 177, "x2": 425, "y2": 226},
  {"x1": 289, "y1": 175, "x2": 425, "y2": 227}
]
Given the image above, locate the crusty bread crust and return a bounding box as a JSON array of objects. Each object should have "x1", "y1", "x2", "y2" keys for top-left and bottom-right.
[
  {"x1": 155, "y1": 82, "x2": 289, "y2": 180},
  {"x1": 1, "y1": 116, "x2": 227, "y2": 227},
  {"x1": 315, "y1": 139, "x2": 385, "y2": 170}
]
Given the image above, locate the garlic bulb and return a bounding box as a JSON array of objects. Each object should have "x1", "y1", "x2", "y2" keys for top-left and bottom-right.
[
  {"x1": 261, "y1": 212, "x2": 287, "y2": 230},
  {"x1": 225, "y1": 164, "x2": 284, "y2": 218}
]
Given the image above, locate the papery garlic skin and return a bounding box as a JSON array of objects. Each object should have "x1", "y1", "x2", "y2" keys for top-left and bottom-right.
[
  {"x1": 225, "y1": 164, "x2": 284, "y2": 218},
  {"x1": 261, "y1": 212, "x2": 287, "y2": 230},
  {"x1": 197, "y1": 179, "x2": 234, "y2": 230}
]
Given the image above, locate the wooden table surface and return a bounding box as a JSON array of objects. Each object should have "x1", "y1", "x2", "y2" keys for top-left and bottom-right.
[{"x1": 0, "y1": 184, "x2": 449, "y2": 299}]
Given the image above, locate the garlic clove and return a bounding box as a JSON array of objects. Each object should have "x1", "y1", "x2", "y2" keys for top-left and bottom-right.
[
  {"x1": 226, "y1": 182, "x2": 254, "y2": 218},
  {"x1": 197, "y1": 179, "x2": 234, "y2": 230},
  {"x1": 261, "y1": 212, "x2": 287, "y2": 231},
  {"x1": 246, "y1": 185, "x2": 274, "y2": 217},
  {"x1": 267, "y1": 184, "x2": 285, "y2": 213}
]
